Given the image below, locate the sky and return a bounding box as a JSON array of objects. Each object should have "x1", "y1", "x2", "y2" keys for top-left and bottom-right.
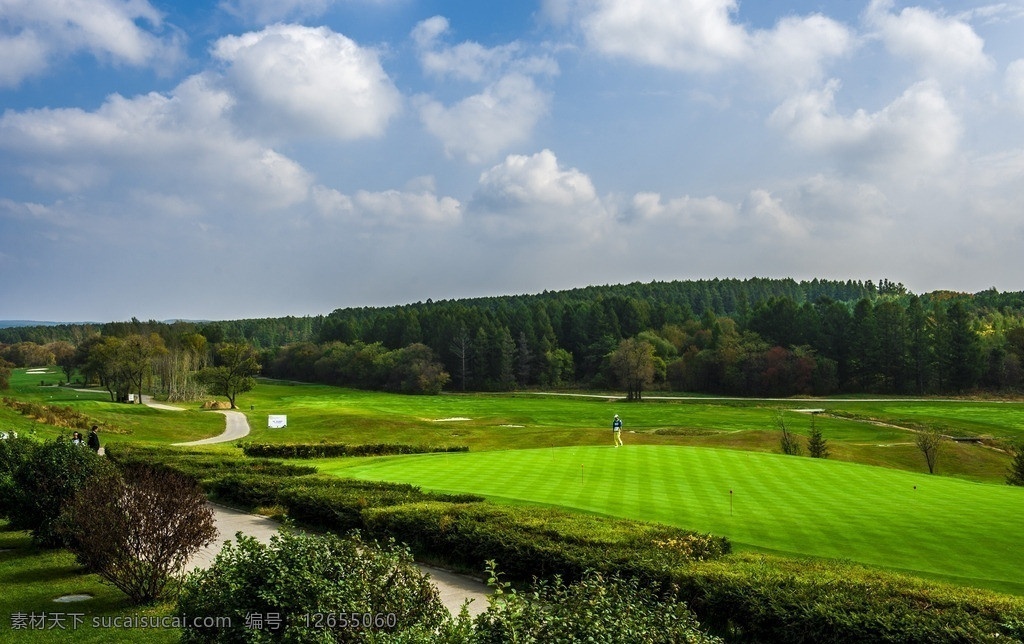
[{"x1": 2, "y1": 0, "x2": 1024, "y2": 323}]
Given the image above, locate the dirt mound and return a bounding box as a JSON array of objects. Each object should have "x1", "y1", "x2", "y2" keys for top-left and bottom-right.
[{"x1": 201, "y1": 400, "x2": 233, "y2": 410}]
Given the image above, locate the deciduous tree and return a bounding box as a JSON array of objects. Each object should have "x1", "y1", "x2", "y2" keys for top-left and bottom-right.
[
  {"x1": 197, "y1": 343, "x2": 261, "y2": 409},
  {"x1": 610, "y1": 337, "x2": 656, "y2": 401}
]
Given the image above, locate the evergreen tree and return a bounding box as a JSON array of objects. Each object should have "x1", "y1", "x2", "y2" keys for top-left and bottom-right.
[
  {"x1": 1007, "y1": 444, "x2": 1024, "y2": 486},
  {"x1": 806, "y1": 414, "x2": 829, "y2": 458}
]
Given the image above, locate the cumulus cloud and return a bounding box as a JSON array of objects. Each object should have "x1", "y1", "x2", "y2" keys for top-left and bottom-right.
[
  {"x1": 312, "y1": 185, "x2": 461, "y2": 227},
  {"x1": 864, "y1": 0, "x2": 993, "y2": 81},
  {"x1": 0, "y1": 0, "x2": 184, "y2": 86},
  {"x1": 412, "y1": 17, "x2": 556, "y2": 163},
  {"x1": 468, "y1": 149, "x2": 609, "y2": 241},
  {"x1": 212, "y1": 24, "x2": 402, "y2": 141},
  {"x1": 418, "y1": 74, "x2": 550, "y2": 164},
  {"x1": 574, "y1": 0, "x2": 749, "y2": 72},
  {"x1": 748, "y1": 14, "x2": 853, "y2": 93},
  {"x1": 1007, "y1": 60, "x2": 1024, "y2": 111},
  {"x1": 769, "y1": 79, "x2": 961, "y2": 178},
  {"x1": 0, "y1": 74, "x2": 313, "y2": 217},
  {"x1": 549, "y1": 0, "x2": 852, "y2": 92},
  {"x1": 624, "y1": 192, "x2": 738, "y2": 233}
]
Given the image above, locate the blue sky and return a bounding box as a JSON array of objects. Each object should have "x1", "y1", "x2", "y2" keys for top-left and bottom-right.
[{"x1": 2, "y1": 0, "x2": 1024, "y2": 322}]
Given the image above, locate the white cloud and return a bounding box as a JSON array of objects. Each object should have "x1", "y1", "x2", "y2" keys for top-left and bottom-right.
[
  {"x1": 411, "y1": 17, "x2": 557, "y2": 163},
  {"x1": 1006, "y1": 59, "x2": 1024, "y2": 111},
  {"x1": 413, "y1": 16, "x2": 558, "y2": 82},
  {"x1": 865, "y1": 0, "x2": 993, "y2": 81},
  {"x1": 748, "y1": 14, "x2": 853, "y2": 93},
  {"x1": 575, "y1": 0, "x2": 749, "y2": 72},
  {"x1": 0, "y1": 0, "x2": 183, "y2": 86},
  {"x1": 312, "y1": 185, "x2": 461, "y2": 226},
  {"x1": 555, "y1": 0, "x2": 852, "y2": 90},
  {"x1": 212, "y1": 24, "x2": 402, "y2": 141},
  {"x1": 418, "y1": 74, "x2": 550, "y2": 163},
  {"x1": 0, "y1": 74, "x2": 313, "y2": 216},
  {"x1": 770, "y1": 80, "x2": 961, "y2": 178},
  {"x1": 624, "y1": 192, "x2": 738, "y2": 233},
  {"x1": 468, "y1": 149, "x2": 609, "y2": 241}
]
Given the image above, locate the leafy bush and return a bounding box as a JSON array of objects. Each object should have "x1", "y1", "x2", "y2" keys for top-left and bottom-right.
[
  {"x1": 473, "y1": 563, "x2": 721, "y2": 644},
  {"x1": 60, "y1": 464, "x2": 218, "y2": 604},
  {"x1": 177, "y1": 529, "x2": 453, "y2": 643},
  {"x1": 363, "y1": 502, "x2": 730, "y2": 586},
  {"x1": 8, "y1": 437, "x2": 114, "y2": 546},
  {"x1": 240, "y1": 442, "x2": 468, "y2": 459},
  {"x1": 0, "y1": 434, "x2": 35, "y2": 518}
]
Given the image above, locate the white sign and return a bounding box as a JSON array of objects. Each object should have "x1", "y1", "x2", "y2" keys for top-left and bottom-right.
[{"x1": 268, "y1": 415, "x2": 287, "y2": 429}]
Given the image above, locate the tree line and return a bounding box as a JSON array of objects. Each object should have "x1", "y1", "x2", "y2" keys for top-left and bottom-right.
[{"x1": 3, "y1": 278, "x2": 1024, "y2": 397}]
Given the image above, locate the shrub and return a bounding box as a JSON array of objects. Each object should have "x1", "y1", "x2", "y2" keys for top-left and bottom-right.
[
  {"x1": 363, "y1": 502, "x2": 730, "y2": 586},
  {"x1": 472, "y1": 563, "x2": 722, "y2": 644},
  {"x1": 60, "y1": 463, "x2": 218, "y2": 604},
  {"x1": 673, "y1": 553, "x2": 1024, "y2": 643},
  {"x1": 8, "y1": 437, "x2": 114, "y2": 546},
  {"x1": 239, "y1": 442, "x2": 468, "y2": 459},
  {"x1": 0, "y1": 434, "x2": 35, "y2": 518},
  {"x1": 177, "y1": 529, "x2": 453, "y2": 643}
]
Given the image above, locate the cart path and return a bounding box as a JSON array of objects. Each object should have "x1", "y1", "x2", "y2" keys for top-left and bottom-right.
[
  {"x1": 191, "y1": 503, "x2": 491, "y2": 618},
  {"x1": 140, "y1": 395, "x2": 252, "y2": 445}
]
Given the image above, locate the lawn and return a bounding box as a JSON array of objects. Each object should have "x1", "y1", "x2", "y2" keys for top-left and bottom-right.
[
  {"x1": 322, "y1": 444, "x2": 1024, "y2": 595},
  {"x1": 0, "y1": 524, "x2": 179, "y2": 643}
]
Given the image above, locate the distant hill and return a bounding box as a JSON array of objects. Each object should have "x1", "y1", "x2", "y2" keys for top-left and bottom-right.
[{"x1": 0, "y1": 320, "x2": 66, "y2": 329}]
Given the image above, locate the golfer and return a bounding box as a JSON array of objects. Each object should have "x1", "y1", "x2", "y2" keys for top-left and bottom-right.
[{"x1": 612, "y1": 414, "x2": 623, "y2": 447}]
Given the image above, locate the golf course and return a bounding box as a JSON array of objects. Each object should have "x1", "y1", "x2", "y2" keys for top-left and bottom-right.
[{"x1": 5, "y1": 371, "x2": 1024, "y2": 596}]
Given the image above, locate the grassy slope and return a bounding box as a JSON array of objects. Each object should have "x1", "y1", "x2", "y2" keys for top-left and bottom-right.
[{"x1": 323, "y1": 445, "x2": 1024, "y2": 595}]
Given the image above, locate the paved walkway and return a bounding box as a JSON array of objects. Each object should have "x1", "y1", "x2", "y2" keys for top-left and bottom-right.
[{"x1": 142, "y1": 397, "x2": 491, "y2": 616}]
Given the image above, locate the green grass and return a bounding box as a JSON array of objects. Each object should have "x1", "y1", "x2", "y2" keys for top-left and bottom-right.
[
  {"x1": 0, "y1": 524, "x2": 179, "y2": 643},
  {"x1": 322, "y1": 445, "x2": 1024, "y2": 595},
  {"x1": 6, "y1": 369, "x2": 1024, "y2": 598}
]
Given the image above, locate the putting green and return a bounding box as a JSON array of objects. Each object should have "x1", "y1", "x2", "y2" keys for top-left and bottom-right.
[{"x1": 326, "y1": 445, "x2": 1024, "y2": 593}]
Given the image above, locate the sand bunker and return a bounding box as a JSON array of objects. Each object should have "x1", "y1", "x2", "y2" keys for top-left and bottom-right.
[
  {"x1": 53, "y1": 594, "x2": 93, "y2": 603},
  {"x1": 432, "y1": 417, "x2": 471, "y2": 422}
]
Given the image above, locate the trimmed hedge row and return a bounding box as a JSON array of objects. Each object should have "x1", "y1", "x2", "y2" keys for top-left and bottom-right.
[
  {"x1": 239, "y1": 442, "x2": 469, "y2": 459},
  {"x1": 362, "y1": 501, "x2": 730, "y2": 585},
  {"x1": 678, "y1": 554, "x2": 1024, "y2": 643},
  {"x1": 105, "y1": 444, "x2": 317, "y2": 482},
  {"x1": 208, "y1": 473, "x2": 484, "y2": 533}
]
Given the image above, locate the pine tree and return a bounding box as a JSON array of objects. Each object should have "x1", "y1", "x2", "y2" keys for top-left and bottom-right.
[
  {"x1": 806, "y1": 414, "x2": 829, "y2": 458},
  {"x1": 1007, "y1": 444, "x2": 1024, "y2": 486}
]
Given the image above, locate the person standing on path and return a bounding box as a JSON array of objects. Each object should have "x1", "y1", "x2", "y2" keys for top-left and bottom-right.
[
  {"x1": 87, "y1": 425, "x2": 100, "y2": 452},
  {"x1": 612, "y1": 414, "x2": 623, "y2": 447}
]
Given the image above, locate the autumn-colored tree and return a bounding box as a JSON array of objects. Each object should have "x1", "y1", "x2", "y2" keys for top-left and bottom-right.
[{"x1": 610, "y1": 337, "x2": 656, "y2": 401}]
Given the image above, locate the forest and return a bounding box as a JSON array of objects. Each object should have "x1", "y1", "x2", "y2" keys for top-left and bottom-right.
[{"x1": 3, "y1": 277, "x2": 1024, "y2": 398}]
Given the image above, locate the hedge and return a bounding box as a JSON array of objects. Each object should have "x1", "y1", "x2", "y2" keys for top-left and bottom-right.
[
  {"x1": 362, "y1": 501, "x2": 730, "y2": 584},
  {"x1": 239, "y1": 442, "x2": 469, "y2": 459}
]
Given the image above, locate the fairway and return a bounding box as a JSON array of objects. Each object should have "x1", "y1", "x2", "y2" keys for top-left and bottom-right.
[{"x1": 325, "y1": 445, "x2": 1024, "y2": 593}]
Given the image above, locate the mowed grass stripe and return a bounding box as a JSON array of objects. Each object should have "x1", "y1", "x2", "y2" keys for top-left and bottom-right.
[{"x1": 325, "y1": 445, "x2": 1024, "y2": 591}]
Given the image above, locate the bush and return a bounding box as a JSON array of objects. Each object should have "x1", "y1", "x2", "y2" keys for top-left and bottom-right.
[
  {"x1": 8, "y1": 437, "x2": 114, "y2": 546},
  {"x1": 674, "y1": 553, "x2": 1024, "y2": 643},
  {"x1": 60, "y1": 464, "x2": 218, "y2": 604},
  {"x1": 239, "y1": 442, "x2": 468, "y2": 459},
  {"x1": 0, "y1": 435, "x2": 35, "y2": 518},
  {"x1": 177, "y1": 529, "x2": 453, "y2": 643},
  {"x1": 363, "y1": 502, "x2": 730, "y2": 586},
  {"x1": 472, "y1": 563, "x2": 721, "y2": 644}
]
